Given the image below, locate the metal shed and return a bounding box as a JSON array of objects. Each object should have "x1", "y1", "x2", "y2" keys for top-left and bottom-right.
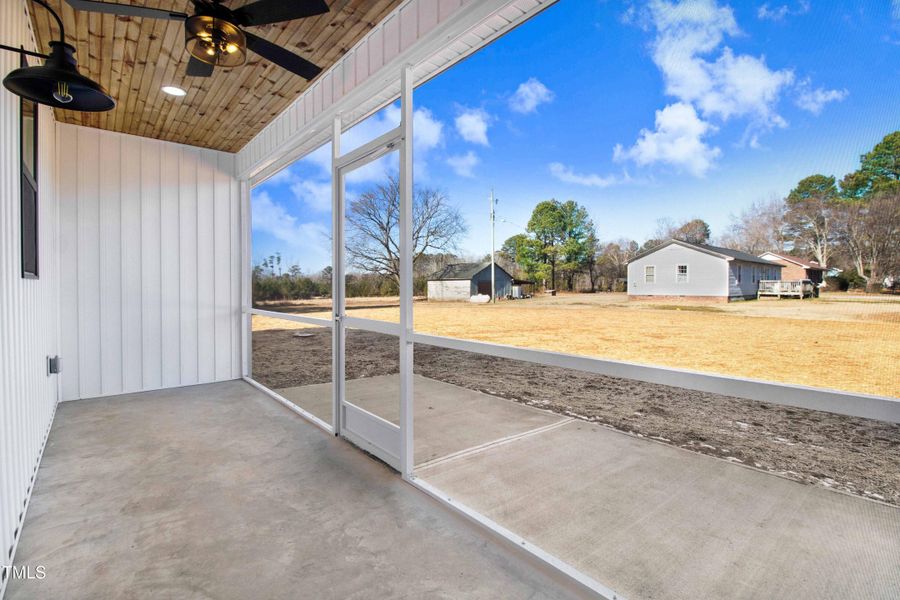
[{"x1": 427, "y1": 262, "x2": 513, "y2": 301}]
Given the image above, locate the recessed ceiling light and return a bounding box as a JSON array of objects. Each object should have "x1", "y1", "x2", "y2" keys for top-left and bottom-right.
[{"x1": 161, "y1": 85, "x2": 186, "y2": 97}]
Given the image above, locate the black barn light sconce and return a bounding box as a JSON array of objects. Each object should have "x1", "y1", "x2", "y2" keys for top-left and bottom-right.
[{"x1": 2, "y1": 0, "x2": 114, "y2": 112}]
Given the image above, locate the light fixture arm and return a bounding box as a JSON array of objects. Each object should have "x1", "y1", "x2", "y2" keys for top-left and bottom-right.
[
  {"x1": 0, "y1": 44, "x2": 49, "y2": 60},
  {"x1": 0, "y1": 0, "x2": 65, "y2": 59},
  {"x1": 33, "y1": 0, "x2": 66, "y2": 42}
]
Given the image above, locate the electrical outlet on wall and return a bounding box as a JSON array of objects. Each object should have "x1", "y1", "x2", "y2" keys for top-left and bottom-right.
[{"x1": 47, "y1": 356, "x2": 60, "y2": 375}]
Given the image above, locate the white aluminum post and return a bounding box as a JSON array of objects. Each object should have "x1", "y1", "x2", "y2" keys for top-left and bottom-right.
[
  {"x1": 490, "y1": 188, "x2": 496, "y2": 302},
  {"x1": 399, "y1": 65, "x2": 415, "y2": 479},
  {"x1": 240, "y1": 179, "x2": 252, "y2": 378},
  {"x1": 331, "y1": 115, "x2": 344, "y2": 436}
]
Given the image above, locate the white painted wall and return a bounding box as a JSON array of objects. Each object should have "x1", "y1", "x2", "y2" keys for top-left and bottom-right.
[
  {"x1": 628, "y1": 245, "x2": 729, "y2": 297},
  {"x1": 57, "y1": 124, "x2": 242, "y2": 401},
  {"x1": 1, "y1": 1, "x2": 59, "y2": 595}
]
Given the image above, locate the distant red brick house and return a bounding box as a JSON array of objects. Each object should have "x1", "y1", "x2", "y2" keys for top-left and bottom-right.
[{"x1": 758, "y1": 252, "x2": 826, "y2": 285}]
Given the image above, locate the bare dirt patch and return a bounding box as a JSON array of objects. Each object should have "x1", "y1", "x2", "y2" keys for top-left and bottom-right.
[
  {"x1": 253, "y1": 293, "x2": 900, "y2": 397},
  {"x1": 252, "y1": 327, "x2": 900, "y2": 506}
]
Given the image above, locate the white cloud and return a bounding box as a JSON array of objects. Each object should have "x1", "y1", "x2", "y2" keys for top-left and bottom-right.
[
  {"x1": 345, "y1": 154, "x2": 398, "y2": 185},
  {"x1": 455, "y1": 107, "x2": 491, "y2": 146},
  {"x1": 698, "y1": 48, "x2": 794, "y2": 125},
  {"x1": 252, "y1": 191, "x2": 332, "y2": 267},
  {"x1": 265, "y1": 167, "x2": 293, "y2": 185},
  {"x1": 757, "y1": 4, "x2": 789, "y2": 21},
  {"x1": 338, "y1": 104, "x2": 444, "y2": 157},
  {"x1": 614, "y1": 102, "x2": 721, "y2": 177},
  {"x1": 618, "y1": 0, "x2": 818, "y2": 174},
  {"x1": 447, "y1": 151, "x2": 480, "y2": 178},
  {"x1": 509, "y1": 78, "x2": 555, "y2": 114},
  {"x1": 256, "y1": 165, "x2": 332, "y2": 213},
  {"x1": 894, "y1": 0, "x2": 900, "y2": 20},
  {"x1": 290, "y1": 180, "x2": 332, "y2": 212},
  {"x1": 298, "y1": 103, "x2": 444, "y2": 185},
  {"x1": 548, "y1": 163, "x2": 620, "y2": 187},
  {"x1": 795, "y1": 80, "x2": 848, "y2": 115},
  {"x1": 412, "y1": 106, "x2": 444, "y2": 151},
  {"x1": 757, "y1": 1, "x2": 810, "y2": 22},
  {"x1": 649, "y1": 0, "x2": 794, "y2": 129}
]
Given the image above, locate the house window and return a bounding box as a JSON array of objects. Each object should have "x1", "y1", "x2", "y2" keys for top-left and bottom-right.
[
  {"x1": 736, "y1": 266, "x2": 742, "y2": 284},
  {"x1": 644, "y1": 265, "x2": 655, "y2": 283},
  {"x1": 20, "y1": 53, "x2": 38, "y2": 279},
  {"x1": 676, "y1": 264, "x2": 688, "y2": 283}
]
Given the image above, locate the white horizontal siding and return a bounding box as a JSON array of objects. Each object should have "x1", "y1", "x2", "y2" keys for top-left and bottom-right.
[
  {"x1": 628, "y1": 246, "x2": 729, "y2": 297},
  {"x1": 57, "y1": 124, "x2": 242, "y2": 401},
  {"x1": 1, "y1": 2, "x2": 59, "y2": 597},
  {"x1": 237, "y1": 0, "x2": 557, "y2": 183}
]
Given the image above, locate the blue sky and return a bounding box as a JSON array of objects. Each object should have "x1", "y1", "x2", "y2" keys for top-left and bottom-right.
[{"x1": 253, "y1": 0, "x2": 900, "y2": 273}]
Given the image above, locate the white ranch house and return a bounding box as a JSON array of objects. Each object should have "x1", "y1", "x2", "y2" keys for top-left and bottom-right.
[{"x1": 627, "y1": 240, "x2": 783, "y2": 302}]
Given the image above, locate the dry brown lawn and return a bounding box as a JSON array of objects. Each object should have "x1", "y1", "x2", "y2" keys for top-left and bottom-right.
[{"x1": 253, "y1": 292, "x2": 900, "y2": 398}]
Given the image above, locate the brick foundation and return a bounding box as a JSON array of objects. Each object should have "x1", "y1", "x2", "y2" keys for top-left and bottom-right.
[{"x1": 628, "y1": 295, "x2": 732, "y2": 304}]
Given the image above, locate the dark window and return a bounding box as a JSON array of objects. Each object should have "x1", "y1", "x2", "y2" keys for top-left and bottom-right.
[{"x1": 20, "y1": 53, "x2": 38, "y2": 279}]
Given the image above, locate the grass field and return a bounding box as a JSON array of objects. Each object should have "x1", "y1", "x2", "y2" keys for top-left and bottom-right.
[{"x1": 253, "y1": 292, "x2": 900, "y2": 398}]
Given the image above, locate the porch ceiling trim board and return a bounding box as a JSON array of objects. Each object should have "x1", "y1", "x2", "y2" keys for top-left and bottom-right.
[
  {"x1": 236, "y1": 0, "x2": 556, "y2": 183},
  {"x1": 28, "y1": 1, "x2": 405, "y2": 152}
]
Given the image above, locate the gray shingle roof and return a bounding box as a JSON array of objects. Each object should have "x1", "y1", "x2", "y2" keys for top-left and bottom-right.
[
  {"x1": 428, "y1": 262, "x2": 511, "y2": 281},
  {"x1": 697, "y1": 243, "x2": 782, "y2": 265},
  {"x1": 629, "y1": 239, "x2": 783, "y2": 266}
]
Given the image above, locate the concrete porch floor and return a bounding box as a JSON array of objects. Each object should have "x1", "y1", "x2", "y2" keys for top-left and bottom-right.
[
  {"x1": 6, "y1": 381, "x2": 587, "y2": 599},
  {"x1": 284, "y1": 374, "x2": 900, "y2": 599},
  {"x1": 277, "y1": 374, "x2": 569, "y2": 465}
]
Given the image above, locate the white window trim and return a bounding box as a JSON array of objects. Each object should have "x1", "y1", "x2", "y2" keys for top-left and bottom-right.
[
  {"x1": 644, "y1": 264, "x2": 656, "y2": 284},
  {"x1": 676, "y1": 264, "x2": 688, "y2": 284}
]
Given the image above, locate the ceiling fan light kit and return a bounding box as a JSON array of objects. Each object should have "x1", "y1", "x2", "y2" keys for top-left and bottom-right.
[
  {"x1": 185, "y1": 15, "x2": 247, "y2": 67},
  {"x1": 63, "y1": 0, "x2": 329, "y2": 80}
]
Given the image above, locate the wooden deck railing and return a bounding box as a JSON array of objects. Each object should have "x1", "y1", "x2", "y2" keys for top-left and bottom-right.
[{"x1": 758, "y1": 280, "x2": 816, "y2": 299}]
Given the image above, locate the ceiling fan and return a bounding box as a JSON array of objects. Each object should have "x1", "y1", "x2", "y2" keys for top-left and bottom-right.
[{"x1": 64, "y1": 0, "x2": 329, "y2": 79}]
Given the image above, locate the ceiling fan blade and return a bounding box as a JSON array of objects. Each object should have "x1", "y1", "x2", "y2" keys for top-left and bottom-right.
[
  {"x1": 244, "y1": 31, "x2": 322, "y2": 80},
  {"x1": 64, "y1": 0, "x2": 188, "y2": 20},
  {"x1": 233, "y1": 0, "x2": 329, "y2": 27},
  {"x1": 186, "y1": 55, "x2": 214, "y2": 77}
]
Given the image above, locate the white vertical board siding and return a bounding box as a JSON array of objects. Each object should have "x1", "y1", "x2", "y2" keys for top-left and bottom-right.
[
  {"x1": 1, "y1": 1, "x2": 60, "y2": 596},
  {"x1": 121, "y1": 134, "x2": 143, "y2": 393},
  {"x1": 98, "y1": 134, "x2": 123, "y2": 395},
  {"x1": 57, "y1": 124, "x2": 242, "y2": 401},
  {"x1": 237, "y1": 0, "x2": 557, "y2": 183}
]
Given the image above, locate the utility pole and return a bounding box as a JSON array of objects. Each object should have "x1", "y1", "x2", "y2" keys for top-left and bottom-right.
[{"x1": 490, "y1": 188, "x2": 497, "y2": 302}]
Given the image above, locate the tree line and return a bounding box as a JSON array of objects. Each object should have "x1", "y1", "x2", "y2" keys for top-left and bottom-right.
[
  {"x1": 501, "y1": 131, "x2": 899, "y2": 293},
  {"x1": 254, "y1": 130, "x2": 898, "y2": 300},
  {"x1": 719, "y1": 131, "x2": 898, "y2": 291}
]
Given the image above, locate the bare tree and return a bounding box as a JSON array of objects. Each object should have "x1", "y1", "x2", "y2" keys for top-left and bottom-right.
[
  {"x1": 595, "y1": 239, "x2": 638, "y2": 291},
  {"x1": 345, "y1": 174, "x2": 467, "y2": 283},
  {"x1": 718, "y1": 196, "x2": 787, "y2": 254},
  {"x1": 835, "y1": 189, "x2": 900, "y2": 291},
  {"x1": 653, "y1": 217, "x2": 711, "y2": 244}
]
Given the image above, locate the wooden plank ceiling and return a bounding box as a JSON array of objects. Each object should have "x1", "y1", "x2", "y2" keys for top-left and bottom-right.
[{"x1": 30, "y1": 0, "x2": 402, "y2": 152}]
